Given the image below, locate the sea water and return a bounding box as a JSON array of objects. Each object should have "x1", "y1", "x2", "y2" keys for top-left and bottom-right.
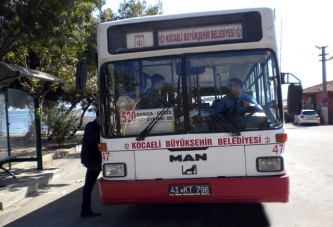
[
  {"x1": 7, "y1": 110, "x2": 34, "y2": 134},
  {"x1": 0, "y1": 110, "x2": 95, "y2": 135}
]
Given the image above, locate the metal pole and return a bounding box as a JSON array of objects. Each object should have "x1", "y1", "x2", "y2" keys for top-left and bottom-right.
[
  {"x1": 316, "y1": 45, "x2": 332, "y2": 124},
  {"x1": 34, "y1": 97, "x2": 43, "y2": 170},
  {"x1": 321, "y1": 47, "x2": 328, "y2": 124}
]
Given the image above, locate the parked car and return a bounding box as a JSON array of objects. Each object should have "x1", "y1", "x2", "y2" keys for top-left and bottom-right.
[
  {"x1": 201, "y1": 96, "x2": 216, "y2": 106},
  {"x1": 294, "y1": 109, "x2": 320, "y2": 126}
]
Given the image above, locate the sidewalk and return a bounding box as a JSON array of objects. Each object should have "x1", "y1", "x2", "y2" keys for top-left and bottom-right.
[{"x1": 0, "y1": 147, "x2": 79, "y2": 210}]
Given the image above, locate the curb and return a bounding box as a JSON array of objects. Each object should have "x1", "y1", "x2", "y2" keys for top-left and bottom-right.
[
  {"x1": 0, "y1": 168, "x2": 65, "y2": 210},
  {"x1": 0, "y1": 149, "x2": 77, "y2": 210}
]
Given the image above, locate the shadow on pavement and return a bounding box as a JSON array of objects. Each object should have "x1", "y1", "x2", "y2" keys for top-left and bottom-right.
[
  {"x1": 112, "y1": 203, "x2": 270, "y2": 227},
  {"x1": 4, "y1": 184, "x2": 270, "y2": 227}
]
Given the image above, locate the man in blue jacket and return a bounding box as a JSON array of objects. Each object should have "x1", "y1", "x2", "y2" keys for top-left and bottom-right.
[
  {"x1": 80, "y1": 110, "x2": 102, "y2": 218},
  {"x1": 213, "y1": 78, "x2": 263, "y2": 116}
]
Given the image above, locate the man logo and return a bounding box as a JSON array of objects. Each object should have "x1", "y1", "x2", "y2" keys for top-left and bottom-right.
[
  {"x1": 182, "y1": 165, "x2": 197, "y2": 175},
  {"x1": 169, "y1": 154, "x2": 207, "y2": 162}
]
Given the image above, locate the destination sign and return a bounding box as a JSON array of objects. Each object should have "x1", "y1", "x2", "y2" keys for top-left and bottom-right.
[{"x1": 158, "y1": 24, "x2": 243, "y2": 46}]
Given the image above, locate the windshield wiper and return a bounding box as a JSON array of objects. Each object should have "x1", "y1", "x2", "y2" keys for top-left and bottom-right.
[
  {"x1": 210, "y1": 113, "x2": 241, "y2": 137},
  {"x1": 136, "y1": 100, "x2": 177, "y2": 141}
]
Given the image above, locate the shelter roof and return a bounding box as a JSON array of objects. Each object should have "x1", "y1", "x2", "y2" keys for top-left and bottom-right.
[{"x1": 0, "y1": 61, "x2": 65, "y2": 87}]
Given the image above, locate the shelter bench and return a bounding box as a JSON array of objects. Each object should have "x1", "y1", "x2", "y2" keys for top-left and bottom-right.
[{"x1": 0, "y1": 156, "x2": 17, "y2": 178}]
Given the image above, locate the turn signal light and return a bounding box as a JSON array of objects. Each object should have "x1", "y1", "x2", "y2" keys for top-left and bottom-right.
[
  {"x1": 276, "y1": 133, "x2": 287, "y2": 142},
  {"x1": 98, "y1": 143, "x2": 107, "y2": 151}
]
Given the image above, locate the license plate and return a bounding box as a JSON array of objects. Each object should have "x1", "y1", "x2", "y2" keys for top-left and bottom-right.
[{"x1": 168, "y1": 184, "x2": 211, "y2": 196}]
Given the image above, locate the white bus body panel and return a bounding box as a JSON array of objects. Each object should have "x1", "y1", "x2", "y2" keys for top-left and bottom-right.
[
  {"x1": 101, "y1": 130, "x2": 285, "y2": 181},
  {"x1": 134, "y1": 146, "x2": 245, "y2": 180},
  {"x1": 245, "y1": 144, "x2": 286, "y2": 176},
  {"x1": 104, "y1": 151, "x2": 136, "y2": 179}
]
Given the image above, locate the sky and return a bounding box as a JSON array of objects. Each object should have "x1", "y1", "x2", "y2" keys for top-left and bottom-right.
[{"x1": 104, "y1": 0, "x2": 333, "y2": 90}]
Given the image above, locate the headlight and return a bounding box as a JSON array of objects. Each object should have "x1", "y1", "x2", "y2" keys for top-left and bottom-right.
[
  {"x1": 256, "y1": 157, "x2": 283, "y2": 172},
  {"x1": 103, "y1": 163, "x2": 126, "y2": 177}
]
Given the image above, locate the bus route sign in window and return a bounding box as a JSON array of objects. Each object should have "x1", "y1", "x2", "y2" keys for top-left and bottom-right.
[
  {"x1": 157, "y1": 24, "x2": 243, "y2": 46},
  {"x1": 120, "y1": 108, "x2": 175, "y2": 136}
]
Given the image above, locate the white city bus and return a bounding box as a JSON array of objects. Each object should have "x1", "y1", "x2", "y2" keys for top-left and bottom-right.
[{"x1": 77, "y1": 7, "x2": 302, "y2": 204}]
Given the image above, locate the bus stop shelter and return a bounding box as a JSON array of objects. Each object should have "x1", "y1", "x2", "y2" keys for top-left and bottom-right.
[{"x1": 0, "y1": 61, "x2": 65, "y2": 177}]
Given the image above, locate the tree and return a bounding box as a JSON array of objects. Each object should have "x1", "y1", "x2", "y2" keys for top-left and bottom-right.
[
  {"x1": 0, "y1": 0, "x2": 104, "y2": 62},
  {"x1": 1, "y1": 0, "x2": 164, "y2": 133},
  {"x1": 43, "y1": 104, "x2": 79, "y2": 147},
  {"x1": 1, "y1": 0, "x2": 105, "y2": 114},
  {"x1": 116, "y1": 0, "x2": 163, "y2": 19},
  {"x1": 69, "y1": 0, "x2": 163, "y2": 130}
]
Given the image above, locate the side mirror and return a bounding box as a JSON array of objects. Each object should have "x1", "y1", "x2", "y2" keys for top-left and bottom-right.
[
  {"x1": 280, "y1": 72, "x2": 301, "y2": 85},
  {"x1": 76, "y1": 61, "x2": 87, "y2": 91},
  {"x1": 281, "y1": 73, "x2": 286, "y2": 84},
  {"x1": 287, "y1": 83, "x2": 303, "y2": 115}
]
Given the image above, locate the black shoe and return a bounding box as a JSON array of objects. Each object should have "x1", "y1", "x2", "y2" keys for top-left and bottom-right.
[{"x1": 80, "y1": 211, "x2": 102, "y2": 218}]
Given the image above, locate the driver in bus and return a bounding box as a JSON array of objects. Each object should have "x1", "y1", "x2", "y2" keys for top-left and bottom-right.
[
  {"x1": 192, "y1": 88, "x2": 204, "y2": 105},
  {"x1": 140, "y1": 73, "x2": 169, "y2": 109},
  {"x1": 213, "y1": 77, "x2": 263, "y2": 116}
]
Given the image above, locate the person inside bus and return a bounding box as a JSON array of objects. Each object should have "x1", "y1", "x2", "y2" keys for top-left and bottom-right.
[
  {"x1": 192, "y1": 88, "x2": 203, "y2": 105},
  {"x1": 213, "y1": 78, "x2": 263, "y2": 116},
  {"x1": 80, "y1": 110, "x2": 102, "y2": 218},
  {"x1": 140, "y1": 73, "x2": 169, "y2": 108}
]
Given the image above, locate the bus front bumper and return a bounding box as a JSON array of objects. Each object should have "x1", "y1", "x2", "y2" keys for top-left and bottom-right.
[{"x1": 99, "y1": 174, "x2": 289, "y2": 205}]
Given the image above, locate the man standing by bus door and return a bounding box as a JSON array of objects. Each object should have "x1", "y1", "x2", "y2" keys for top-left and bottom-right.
[{"x1": 80, "y1": 110, "x2": 102, "y2": 218}]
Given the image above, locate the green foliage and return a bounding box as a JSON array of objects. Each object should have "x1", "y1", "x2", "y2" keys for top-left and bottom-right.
[
  {"x1": 43, "y1": 104, "x2": 79, "y2": 147},
  {"x1": 98, "y1": 8, "x2": 116, "y2": 22},
  {"x1": 1, "y1": 0, "x2": 104, "y2": 99},
  {"x1": 116, "y1": 0, "x2": 163, "y2": 19},
  {"x1": 1, "y1": 0, "x2": 163, "y2": 120},
  {"x1": 0, "y1": 0, "x2": 104, "y2": 58}
]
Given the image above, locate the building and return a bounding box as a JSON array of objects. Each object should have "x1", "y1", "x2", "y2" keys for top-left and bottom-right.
[{"x1": 302, "y1": 80, "x2": 333, "y2": 123}]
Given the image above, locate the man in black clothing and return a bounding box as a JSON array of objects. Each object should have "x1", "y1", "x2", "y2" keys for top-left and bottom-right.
[{"x1": 80, "y1": 110, "x2": 102, "y2": 218}]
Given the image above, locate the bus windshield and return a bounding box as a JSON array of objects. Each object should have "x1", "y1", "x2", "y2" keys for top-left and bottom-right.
[{"x1": 100, "y1": 49, "x2": 282, "y2": 138}]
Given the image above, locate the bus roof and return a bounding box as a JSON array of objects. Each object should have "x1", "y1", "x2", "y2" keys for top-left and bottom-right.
[
  {"x1": 97, "y1": 7, "x2": 277, "y2": 63},
  {"x1": 98, "y1": 7, "x2": 274, "y2": 27}
]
